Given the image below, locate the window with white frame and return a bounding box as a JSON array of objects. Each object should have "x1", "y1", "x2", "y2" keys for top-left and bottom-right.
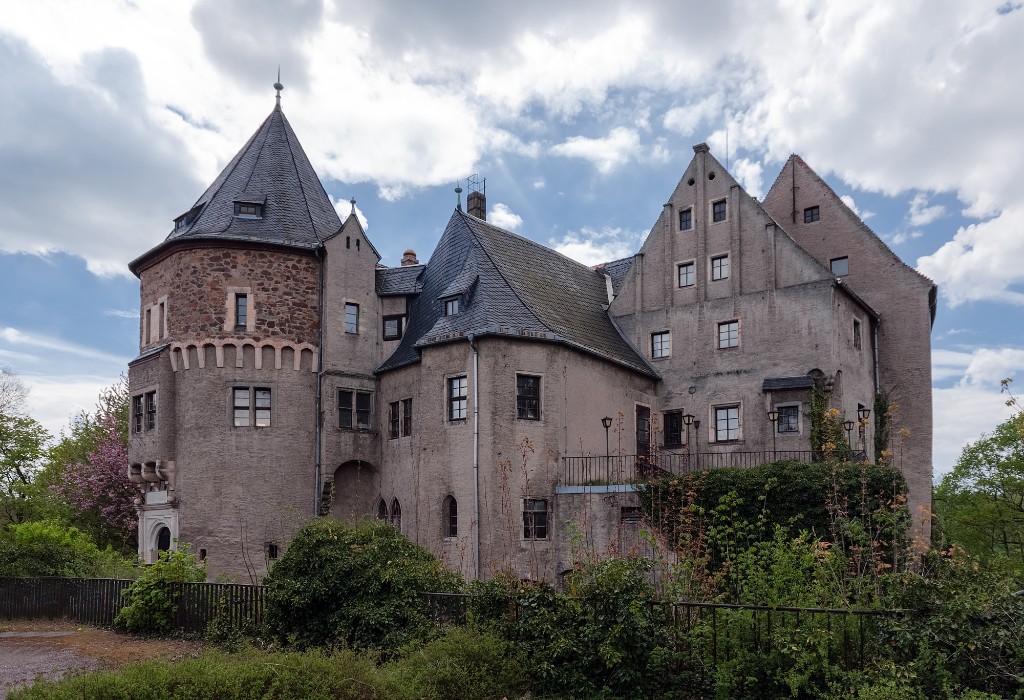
[
  {"x1": 718, "y1": 320, "x2": 739, "y2": 349},
  {"x1": 678, "y1": 261, "x2": 695, "y2": 288},
  {"x1": 448, "y1": 376, "x2": 468, "y2": 421},
  {"x1": 651, "y1": 331, "x2": 670, "y2": 359},
  {"x1": 711, "y1": 254, "x2": 730, "y2": 281},
  {"x1": 714, "y1": 405, "x2": 740, "y2": 442},
  {"x1": 444, "y1": 298, "x2": 460, "y2": 316},
  {"x1": 344, "y1": 303, "x2": 359, "y2": 333}
]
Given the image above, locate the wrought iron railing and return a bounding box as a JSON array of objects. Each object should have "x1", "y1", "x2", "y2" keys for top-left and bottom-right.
[{"x1": 560, "y1": 450, "x2": 866, "y2": 486}]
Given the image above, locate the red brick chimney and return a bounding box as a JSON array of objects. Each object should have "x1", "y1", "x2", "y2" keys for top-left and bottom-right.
[
  {"x1": 401, "y1": 249, "x2": 419, "y2": 266},
  {"x1": 467, "y1": 190, "x2": 486, "y2": 221}
]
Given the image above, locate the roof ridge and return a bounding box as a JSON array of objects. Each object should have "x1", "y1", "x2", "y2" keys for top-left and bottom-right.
[{"x1": 280, "y1": 109, "x2": 324, "y2": 244}]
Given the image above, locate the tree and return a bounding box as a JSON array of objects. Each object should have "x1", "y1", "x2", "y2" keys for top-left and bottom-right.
[
  {"x1": 934, "y1": 412, "x2": 1024, "y2": 568},
  {"x1": 0, "y1": 369, "x2": 49, "y2": 525},
  {"x1": 0, "y1": 367, "x2": 29, "y2": 417}
]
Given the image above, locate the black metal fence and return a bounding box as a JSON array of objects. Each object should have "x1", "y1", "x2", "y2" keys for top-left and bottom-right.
[
  {"x1": 561, "y1": 451, "x2": 867, "y2": 486},
  {"x1": 0, "y1": 578, "x2": 266, "y2": 631}
]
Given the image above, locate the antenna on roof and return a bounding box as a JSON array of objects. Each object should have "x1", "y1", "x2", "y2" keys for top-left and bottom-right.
[
  {"x1": 274, "y1": 67, "x2": 284, "y2": 106},
  {"x1": 455, "y1": 181, "x2": 463, "y2": 211}
]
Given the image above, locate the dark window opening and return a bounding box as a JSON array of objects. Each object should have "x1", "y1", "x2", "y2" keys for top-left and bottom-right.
[
  {"x1": 199, "y1": 548, "x2": 207, "y2": 561},
  {"x1": 516, "y1": 375, "x2": 541, "y2": 420},
  {"x1": 679, "y1": 208, "x2": 692, "y2": 231},
  {"x1": 133, "y1": 395, "x2": 143, "y2": 434},
  {"x1": 389, "y1": 401, "x2": 400, "y2": 439},
  {"x1": 377, "y1": 498, "x2": 388, "y2": 520},
  {"x1": 804, "y1": 205, "x2": 820, "y2": 223},
  {"x1": 831, "y1": 256, "x2": 849, "y2": 276},
  {"x1": 338, "y1": 390, "x2": 373, "y2": 430},
  {"x1": 621, "y1": 506, "x2": 642, "y2": 524},
  {"x1": 401, "y1": 398, "x2": 412, "y2": 436},
  {"x1": 266, "y1": 542, "x2": 279, "y2": 560},
  {"x1": 156, "y1": 527, "x2": 171, "y2": 552},
  {"x1": 523, "y1": 499, "x2": 548, "y2": 540},
  {"x1": 664, "y1": 410, "x2": 683, "y2": 447},
  {"x1": 854, "y1": 319, "x2": 863, "y2": 350},
  {"x1": 777, "y1": 405, "x2": 799, "y2": 433},
  {"x1": 391, "y1": 498, "x2": 402, "y2": 531},
  {"x1": 712, "y1": 199, "x2": 727, "y2": 222},
  {"x1": 443, "y1": 496, "x2": 458, "y2": 538}
]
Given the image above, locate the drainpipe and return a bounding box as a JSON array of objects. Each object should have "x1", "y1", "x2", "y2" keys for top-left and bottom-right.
[
  {"x1": 467, "y1": 333, "x2": 481, "y2": 580},
  {"x1": 871, "y1": 319, "x2": 881, "y2": 393},
  {"x1": 313, "y1": 245, "x2": 326, "y2": 516}
]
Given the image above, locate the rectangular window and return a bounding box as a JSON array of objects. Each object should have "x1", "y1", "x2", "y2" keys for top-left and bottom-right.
[
  {"x1": 233, "y1": 388, "x2": 250, "y2": 427},
  {"x1": 402, "y1": 398, "x2": 413, "y2": 436},
  {"x1": 145, "y1": 391, "x2": 157, "y2": 431},
  {"x1": 804, "y1": 205, "x2": 820, "y2": 223},
  {"x1": 339, "y1": 390, "x2": 373, "y2": 429},
  {"x1": 254, "y1": 388, "x2": 271, "y2": 427},
  {"x1": 389, "y1": 401, "x2": 400, "y2": 439},
  {"x1": 444, "y1": 298, "x2": 460, "y2": 316},
  {"x1": 144, "y1": 308, "x2": 151, "y2": 343},
  {"x1": 133, "y1": 395, "x2": 143, "y2": 434},
  {"x1": 636, "y1": 405, "x2": 651, "y2": 457},
  {"x1": 853, "y1": 319, "x2": 862, "y2": 350},
  {"x1": 448, "y1": 376, "x2": 468, "y2": 421},
  {"x1": 677, "y1": 262, "x2": 695, "y2": 288},
  {"x1": 158, "y1": 302, "x2": 165, "y2": 339},
  {"x1": 383, "y1": 315, "x2": 403, "y2": 340},
  {"x1": 715, "y1": 405, "x2": 740, "y2": 442},
  {"x1": 778, "y1": 405, "x2": 799, "y2": 433},
  {"x1": 664, "y1": 410, "x2": 683, "y2": 447},
  {"x1": 651, "y1": 331, "x2": 670, "y2": 359},
  {"x1": 235, "y1": 294, "x2": 248, "y2": 329},
  {"x1": 516, "y1": 375, "x2": 541, "y2": 420},
  {"x1": 266, "y1": 542, "x2": 279, "y2": 560},
  {"x1": 679, "y1": 208, "x2": 692, "y2": 231},
  {"x1": 711, "y1": 254, "x2": 730, "y2": 281},
  {"x1": 523, "y1": 499, "x2": 548, "y2": 540},
  {"x1": 444, "y1": 496, "x2": 458, "y2": 538},
  {"x1": 621, "y1": 506, "x2": 642, "y2": 524},
  {"x1": 712, "y1": 199, "x2": 727, "y2": 222},
  {"x1": 234, "y1": 202, "x2": 263, "y2": 218},
  {"x1": 718, "y1": 320, "x2": 739, "y2": 349},
  {"x1": 831, "y1": 256, "x2": 849, "y2": 276},
  {"x1": 344, "y1": 303, "x2": 359, "y2": 334}
]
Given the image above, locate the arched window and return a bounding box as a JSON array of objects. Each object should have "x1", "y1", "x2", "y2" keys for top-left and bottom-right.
[
  {"x1": 376, "y1": 498, "x2": 388, "y2": 521},
  {"x1": 156, "y1": 526, "x2": 171, "y2": 552},
  {"x1": 443, "y1": 496, "x2": 458, "y2": 538},
  {"x1": 390, "y1": 498, "x2": 402, "y2": 531}
]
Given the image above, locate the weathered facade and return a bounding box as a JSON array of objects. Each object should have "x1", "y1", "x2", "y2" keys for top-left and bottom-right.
[{"x1": 127, "y1": 100, "x2": 934, "y2": 581}]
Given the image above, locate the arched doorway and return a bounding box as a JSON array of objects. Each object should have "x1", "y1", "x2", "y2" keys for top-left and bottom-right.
[
  {"x1": 330, "y1": 460, "x2": 378, "y2": 522},
  {"x1": 156, "y1": 526, "x2": 171, "y2": 552}
]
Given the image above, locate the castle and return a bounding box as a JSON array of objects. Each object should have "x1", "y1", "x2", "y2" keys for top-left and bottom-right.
[{"x1": 127, "y1": 95, "x2": 935, "y2": 581}]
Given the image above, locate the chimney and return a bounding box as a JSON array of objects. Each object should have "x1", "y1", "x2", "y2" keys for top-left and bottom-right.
[
  {"x1": 467, "y1": 190, "x2": 486, "y2": 220},
  {"x1": 401, "y1": 249, "x2": 419, "y2": 266}
]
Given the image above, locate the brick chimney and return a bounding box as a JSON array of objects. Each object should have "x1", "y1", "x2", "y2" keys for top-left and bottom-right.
[
  {"x1": 467, "y1": 190, "x2": 486, "y2": 220},
  {"x1": 401, "y1": 249, "x2": 419, "y2": 266}
]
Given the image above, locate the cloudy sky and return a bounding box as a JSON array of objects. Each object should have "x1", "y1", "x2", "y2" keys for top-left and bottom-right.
[{"x1": 1, "y1": 0, "x2": 1021, "y2": 477}]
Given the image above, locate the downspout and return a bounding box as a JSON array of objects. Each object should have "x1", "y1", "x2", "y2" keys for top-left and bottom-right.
[
  {"x1": 467, "y1": 333, "x2": 481, "y2": 580},
  {"x1": 872, "y1": 319, "x2": 881, "y2": 392},
  {"x1": 313, "y1": 245, "x2": 326, "y2": 516}
]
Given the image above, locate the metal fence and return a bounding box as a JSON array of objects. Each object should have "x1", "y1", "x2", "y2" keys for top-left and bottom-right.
[
  {"x1": 561, "y1": 451, "x2": 867, "y2": 486},
  {"x1": 0, "y1": 578, "x2": 266, "y2": 631}
]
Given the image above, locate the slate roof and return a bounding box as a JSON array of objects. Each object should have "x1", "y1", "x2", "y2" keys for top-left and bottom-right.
[
  {"x1": 376, "y1": 264, "x2": 424, "y2": 296},
  {"x1": 130, "y1": 104, "x2": 341, "y2": 273},
  {"x1": 378, "y1": 210, "x2": 657, "y2": 378},
  {"x1": 596, "y1": 256, "x2": 635, "y2": 296},
  {"x1": 762, "y1": 376, "x2": 814, "y2": 391}
]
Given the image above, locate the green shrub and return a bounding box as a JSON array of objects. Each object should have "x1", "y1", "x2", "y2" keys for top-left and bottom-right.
[
  {"x1": 263, "y1": 519, "x2": 462, "y2": 653},
  {"x1": 114, "y1": 546, "x2": 206, "y2": 634},
  {"x1": 0, "y1": 519, "x2": 136, "y2": 578}
]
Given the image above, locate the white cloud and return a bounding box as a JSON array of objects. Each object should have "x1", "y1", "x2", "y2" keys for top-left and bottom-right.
[
  {"x1": 931, "y1": 348, "x2": 974, "y2": 382},
  {"x1": 104, "y1": 308, "x2": 139, "y2": 319},
  {"x1": 907, "y1": 192, "x2": 946, "y2": 227},
  {"x1": 331, "y1": 195, "x2": 369, "y2": 230},
  {"x1": 532, "y1": 178, "x2": 546, "y2": 189},
  {"x1": 839, "y1": 195, "x2": 874, "y2": 220},
  {"x1": 550, "y1": 127, "x2": 642, "y2": 174},
  {"x1": 663, "y1": 94, "x2": 724, "y2": 136},
  {"x1": 960, "y1": 347, "x2": 1024, "y2": 386},
  {"x1": 932, "y1": 384, "x2": 1016, "y2": 479},
  {"x1": 20, "y1": 374, "x2": 117, "y2": 440},
  {"x1": 488, "y1": 203, "x2": 523, "y2": 231},
  {"x1": 1, "y1": 327, "x2": 129, "y2": 365},
  {"x1": 730, "y1": 158, "x2": 764, "y2": 199},
  {"x1": 550, "y1": 226, "x2": 646, "y2": 266}
]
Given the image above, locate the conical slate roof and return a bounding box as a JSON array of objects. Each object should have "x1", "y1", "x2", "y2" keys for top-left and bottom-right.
[
  {"x1": 138, "y1": 103, "x2": 341, "y2": 269},
  {"x1": 378, "y1": 209, "x2": 657, "y2": 378}
]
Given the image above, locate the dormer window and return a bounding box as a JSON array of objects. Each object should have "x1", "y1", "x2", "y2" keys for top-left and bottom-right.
[
  {"x1": 233, "y1": 202, "x2": 264, "y2": 219},
  {"x1": 444, "y1": 298, "x2": 460, "y2": 316},
  {"x1": 173, "y1": 204, "x2": 203, "y2": 231}
]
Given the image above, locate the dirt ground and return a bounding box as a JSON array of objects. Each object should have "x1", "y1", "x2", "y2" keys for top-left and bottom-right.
[{"x1": 0, "y1": 620, "x2": 203, "y2": 698}]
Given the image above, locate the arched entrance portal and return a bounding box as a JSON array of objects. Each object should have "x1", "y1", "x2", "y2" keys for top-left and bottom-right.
[
  {"x1": 156, "y1": 526, "x2": 171, "y2": 552},
  {"x1": 330, "y1": 460, "x2": 378, "y2": 522}
]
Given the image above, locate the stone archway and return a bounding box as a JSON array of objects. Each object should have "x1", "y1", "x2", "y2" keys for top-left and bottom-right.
[{"x1": 330, "y1": 460, "x2": 378, "y2": 522}]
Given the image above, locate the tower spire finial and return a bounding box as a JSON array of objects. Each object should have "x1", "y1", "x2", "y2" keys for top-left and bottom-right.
[
  {"x1": 274, "y1": 67, "x2": 283, "y2": 106},
  {"x1": 350, "y1": 197, "x2": 356, "y2": 216},
  {"x1": 455, "y1": 182, "x2": 463, "y2": 211}
]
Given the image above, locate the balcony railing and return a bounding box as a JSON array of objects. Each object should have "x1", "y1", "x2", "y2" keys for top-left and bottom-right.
[{"x1": 560, "y1": 450, "x2": 866, "y2": 486}]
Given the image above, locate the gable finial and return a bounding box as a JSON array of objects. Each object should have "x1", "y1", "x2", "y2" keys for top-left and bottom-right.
[
  {"x1": 455, "y1": 182, "x2": 463, "y2": 211},
  {"x1": 349, "y1": 197, "x2": 356, "y2": 215},
  {"x1": 274, "y1": 67, "x2": 283, "y2": 106}
]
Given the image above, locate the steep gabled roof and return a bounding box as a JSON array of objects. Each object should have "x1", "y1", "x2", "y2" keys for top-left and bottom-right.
[
  {"x1": 130, "y1": 103, "x2": 341, "y2": 273},
  {"x1": 377, "y1": 210, "x2": 657, "y2": 377},
  {"x1": 376, "y1": 264, "x2": 424, "y2": 296},
  {"x1": 595, "y1": 256, "x2": 635, "y2": 296}
]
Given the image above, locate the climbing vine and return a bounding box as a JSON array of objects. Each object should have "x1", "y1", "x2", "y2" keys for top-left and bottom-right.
[
  {"x1": 806, "y1": 385, "x2": 848, "y2": 461},
  {"x1": 873, "y1": 391, "x2": 892, "y2": 464}
]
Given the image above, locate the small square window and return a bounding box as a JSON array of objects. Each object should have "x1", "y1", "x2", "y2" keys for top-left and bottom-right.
[
  {"x1": 677, "y1": 262, "x2": 695, "y2": 288},
  {"x1": 651, "y1": 331, "x2": 670, "y2": 359},
  {"x1": 344, "y1": 303, "x2": 359, "y2": 334},
  {"x1": 714, "y1": 405, "x2": 740, "y2": 442},
  {"x1": 448, "y1": 376, "x2": 468, "y2": 421},
  {"x1": 383, "y1": 315, "x2": 403, "y2": 340},
  {"x1": 711, "y1": 255, "x2": 730, "y2": 281},
  {"x1": 777, "y1": 405, "x2": 799, "y2": 433},
  {"x1": 516, "y1": 375, "x2": 541, "y2": 420},
  {"x1": 804, "y1": 206, "x2": 820, "y2": 223},
  {"x1": 679, "y1": 208, "x2": 692, "y2": 231},
  {"x1": 523, "y1": 499, "x2": 548, "y2": 540},
  {"x1": 444, "y1": 298, "x2": 460, "y2": 316},
  {"x1": 718, "y1": 320, "x2": 739, "y2": 349},
  {"x1": 712, "y1": 199, "x2": 727, "y2": 223},
  {"x1": 831, "y1": 257, "x2": 849, "y2": 276}
]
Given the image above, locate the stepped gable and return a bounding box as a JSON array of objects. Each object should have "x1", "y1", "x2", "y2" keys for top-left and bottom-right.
[
  {"x1": 378, "y1": 209, "x2": 657, "y2": 377},
  {"x1": 130, "y1": 104, "x2": 341, "y2": 273}
]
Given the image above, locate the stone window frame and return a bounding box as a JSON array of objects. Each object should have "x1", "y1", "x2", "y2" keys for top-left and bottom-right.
[
  {"x1": 711, "y1": 198, "x2": 728, "y2": 223},
  {"x1": 443, "y1": 495, "x2": 458, "y2": 539},
  {"x1": 231, "y1": 386, "x2": 272, "y2": 428},
  {"x1": 774, "y1": 402, "x2": 802, "y2": 434},
  {"x1": 678, "y1": 207, "x2": 693, "y2": 231},
  {"x1": 804, "y1": 205, "x2": 820, "y2": 223},
  {"x1": 522, "y1": 498, "x2": 549, "y2": 540},
  {"x1": 651, "y1": 330, "x2": 671, "y2": 359},
  {"x1": 344, "y1": 302, "x2": 360, "y2": 334},
  {"x1": 712, "y1": 402, "x2": 742, "y2": 443},
  {"x1": 141, "y1": 294, "x2": 169, "y2": 346},
  {"x1": 717, "y1": 319, "x2": 740, "y2": 349},
  {"x1": 516, "y1": 374, "x2": 542, "y2": 421},
  {"x1": 339, "y1": 389, "x2": 373, "y2": 430},
  {"x1": 383, "y1": 314, "x2": 404, "y2": 341},
  {"x1": 677, "y1": 260, "x2": 696, "y2": 288},
  {"x1": 225, "y1": 287, "x2": 255, "y2": 333},
  {"x1": 710, "y1": 253, "x2": 730, "y2": 281}
]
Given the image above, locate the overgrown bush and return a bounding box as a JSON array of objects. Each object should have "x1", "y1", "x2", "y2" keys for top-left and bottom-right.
[
  {"x1": 0, "y1": 519, "x2": 135, "y2": 578},
  {"x1": 114, "y1": 546, "x2": 206, "y2": 634},
  {"x1": 264, "y1": 519, "x2": 462, "y2": 653}
]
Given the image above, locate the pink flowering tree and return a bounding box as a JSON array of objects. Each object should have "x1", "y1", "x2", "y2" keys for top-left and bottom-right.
[{"x1": 54, "y1": 414, "x2": 137, "y2": 551}]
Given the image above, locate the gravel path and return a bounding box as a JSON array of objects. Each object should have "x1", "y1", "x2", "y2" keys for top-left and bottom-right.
[{"x1": 0, "y1": 633, "x2": 98, "y2": 699}]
